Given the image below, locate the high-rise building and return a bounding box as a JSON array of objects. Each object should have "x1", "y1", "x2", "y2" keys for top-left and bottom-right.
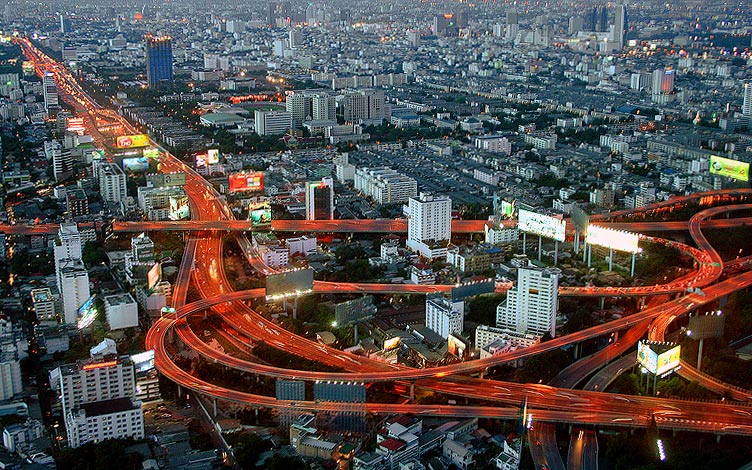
[
  {"x1": 66, "y1": 188, "x2": 89, "y2": 217},
  {"x1": 288, "y1": 29, "x2": 303, "y2": 48},
  {"x1": 305, "y1": 177, "x2": 334, "y2": 220},
  {"x1": 60, "y1": 14, "x2": 72, "y2": 34},
  {"x1": 254, "y1": 109, "x2": 292, "y2": 135},
  {"x1": 0, "y1": 357, "x2": 22, "y2": 401},
  {"x1": 54, "y1": 222, "x2": 83, "y2": 268},
  {"x1": 742, "y1": 82, "x2": 752, "y2": 117},
  {"x1": 339, "y1": 89, "x2": 389, "y2": 125},
  {"x1": 311, "y1": 93, "x2": 336, "y2": 121},
  {"x1": 44, "y1": 140, "x2": 71, "y2": 182},
  {"x1": 652, "y1": 69, "x2": 675, "y2": 95},
  {"x1": 97, "y1": 162, "x2": 128, "y2": 204},
  {"x1": 406, "y1": 193, "x2": 451, "y2": 259},
  {"x1": 42, "y1": 73, "x2": 58, "y2": 115},
  {"x1": 31, "y1": 288, "x2": 56, "y2": 321},
  {"x1": 425, "y1": 296, "x2": 464, "y2": 339},
  {"x1": 496, "y1": 266, "x2": 560, "y2": 337},
  {"x1": 286, "y1": 91, "x2": 335, "y2": 127},
  {"x1": 103, "y1": 294, "x2": 138, "y2": 330},
  {"x1": 144, "y1": 35, "x2": 173, "y2": 88},
  {"x1": 50, "y1": 354, "x2": 144, "y2": 448},
  {"x1": 57, "y1": 258, "x2": 90, "y2": 325},
  {"x1": 613, "y1": 3, "x2": 627, "y2": 49}
]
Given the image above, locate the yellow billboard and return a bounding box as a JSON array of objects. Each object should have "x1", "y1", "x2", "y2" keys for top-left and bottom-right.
[
  {"x1": 116, "y1": 134, "x2": 150, "y2": 149},
  {"x1": 656, "y1": 344, "x2": 681, "y2": 375},
  {"x1": 709, "y1": 155, "x2": 749, "y2": 182}
]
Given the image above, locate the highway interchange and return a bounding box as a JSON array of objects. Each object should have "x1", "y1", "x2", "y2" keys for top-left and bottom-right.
[{"x1": 12, "y1": 36, "x2": 752, "y2": 468}]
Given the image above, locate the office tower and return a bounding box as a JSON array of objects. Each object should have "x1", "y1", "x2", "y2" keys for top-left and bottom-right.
[
  {"x1": 57, "y1": 258, "x2": 90, "y2": 325},
  {"x1": 743, "y1": 83, "x2": 752, "y2": 117},
  {"x1": 339, "y1": 89, "x2": 389, "y2": 124},
  {"x1": 406, "y1": 193, "x2": 451, "y2": 259},
  {"x1": 433, "y1": 14, "x2": 458, "y2": 37},
  {"x1": 407, "y1": 30, "x2": 420, "y2": 47},
  {"x1": 311, "y1": 93, "x2": 336, "y2": 121},
  {"x1": 144, "y1": 35, "x2": 173, "y2": 88},
  {"x1": 254, "y1": 109, "x2": 292, "y2": 135},
  {"x1": 613, "y1": 3, "x2": 627, "y2": 48},
  {"x1": 50, "y1": 353, "x2": 144, "y2": 448},
  {"x1": 652, "y1": 69, "x2": 675, "y2": 95},
  {"x1": 54, "y1": 222, "x2": 82, "y2": 268},
  {"x1": 630, "y1": 72, "x2": 651, "y2": 91},
  {"x1": 65, "y1": 188, "x2": 89, "y2": 217},
  {"x1": 273, "y1": 38, "x2": 286, "y2": 57},
  {"x1": 44, "y1": 140, "x2": 71, "y2": 182},
  {"x1": 599, "y1": 5, "x2": 608, "y2": 32},
  {"x1": 425, "y1": 296, "x2": 464, "y2": 339},
  {"x1": 288, "y1": 29, "x2": 303, "y2": 48},
  {"x1": 60, "y1": 14, "x2": 72, "y2": 34},
  {"x1": 42, "y1": 73, "x2": 58, "y2": 115},
  {"x1": 496, "y1": 266, "x2": 560, "y2": 337},
  {"x1": 568, "y1": 16, "x2": 584, "y2": 35},
  {"x1": 506, "y1": 9, "x2": 518, "y2": 25},
  {"x1": 286, "y1": 91, "x2": 312, "y2": 127},
  {"x1": 305, "y1": 177, "x2": 334, "y2": 220},
  {"x1": 97, "y1": 161, "x2": 128, "y2": 203}
]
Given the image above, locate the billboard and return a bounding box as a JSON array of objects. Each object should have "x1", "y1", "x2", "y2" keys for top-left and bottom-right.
[
  {"x1": 169, "y1": 195, "x2": 190, "y2": 221},
  {"x1": 656, "y1": 345, "x2": 681, "y2": 375},
  {"x1": 116, "y1": 134, "x2": 150, "y2": 149},
  {"x1": 687, "y1": 311, "x2": 724, "y2": 339},
  {"x1": 265, "y1": 268, "x2": 314, "y2": 300},
  {"x1": 709, "y1": 155, "x2": 749, "y2": 182},
  {"x1": 147, "y1": 172, "x2": 186, "y2": 187},
  {"x1": 67, "y1": 117, "x2": 85, "y2": 135},
  {"x1": 518, "y1": 209, "x2": 566, "y2": 242},
  {"x1": 586, "y1": 225, "x2": 640, "y2": 253},
  {"x1": 383, "y1": 337, "x2": 401, "y2": 351},
  {"x1": 335, "y1": 296, "x2": 377, "y2": 326},
  {"x1": 229, "y1": 172, "x2": 264, "y2": 193},
  {"x1": 207, "y1": 149, "x2": 220, "y2": 165},
  {"x1": 451, "y1": 279, "x2": 496, "y2": 301},
  {"x1": 501, "y1": 200, "x2": 514, "y2": 218},
  {"x1": 570, "y1": 205, "x2": 590, "y2": 232},
  {"x1": 123, "y1": 156, "x2": 149, "y2": 172},
  {"x1": 147, "y1": 263, "x2": 161, "y2": 290},
  {"x1": 249, "y1": 201, "x2": 272, "y2": 228},
  {"x1": 447, "y1": 334, "x2": 467, "y2": 358},
  {"x1": 638, "y1": 341, "x2": 681, "y2": 375},
  {"x1": 143, "y1": 147, "x2": 161, "y2": 159},
  {"x1": 195, "y1": 153, "x2": 207, "y2": 167},
  {"x1": 77, "y1": 295, "x2": 97, "y2": 330},
  {"x1": 131, "y1": 350, "x2": 155, "y2": 374}
]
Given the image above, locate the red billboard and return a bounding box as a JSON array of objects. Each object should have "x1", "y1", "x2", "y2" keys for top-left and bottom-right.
[{"x1": 228, "y1": 172, "x2": 264, "y2": 193}]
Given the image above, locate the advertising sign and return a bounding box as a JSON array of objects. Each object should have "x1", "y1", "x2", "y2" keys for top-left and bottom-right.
[
  {"x1": 143, "y1": 147, "x2": 161, "y2": 159},
  {"x1": 116, "y1": 134, "x2": 150, "y2": 149},
  {"x1": 383, "y1": 337, "x2": 401, "y2": 351},
  {"x1": 501, "y1": 200, "x2": 514, "y2": 218},
  {"x1": 195, "y1": 153, "x2": 207, "y2": 167},
  {"x1": 709, "y1": 155, "x2": 749, "y2": 182},
  {"x1": 207, "y1": 149, "x2": 220, "y2": 164},
  {"x1": 265, "y1": 268, "x2": 314, "y2": 299},
  {"x1": 637, "y1": 341, "x2": 658, "y2": 374},
  {"x1": 656, "y1": 344, "x2": 681, "y2": 375},
  {"x1": 131, "y1": 350, "x2": 155, "y2": 373},
  {"x1": 251, "y1": 207, "x2": 272, "y2": 228},
  {"x1": 122, "y1": 156, "x2": 149, "y2": 172},
  {"x1": 147, "y1": 172, "x2": 186, "y2": 187},
  {"x1": 570, "y1": 205, "x2": 590, "y2": 232},
  {"x1": 67, "y1": 117, "x2": 85, "y2": 135},
  {"x1": 586, "y1": 225, "x2": 640, "y2": 253},
  {"x1": 229, "y1": 172, "x2": 264, "y2": 193},
  {"x1": 518, "y1": 209, "x2": 566, "y2": 242},
  {"x1": 169, "y1": 195, "x2": 190, "y2": 220},
  {"x1": 147, "y1": 263, "x2": 161, "y2": 290},
  {"x1": 77, "y1": 295, "x2": 98, "y2": 330},
  {"x1": 687, "y1": 311, "x2": 725, "y2": 339},
  {"x1": 447, "y1": 334, "x2": 466, "y2": 358},
  {"x1": 335, "y1": 296, "x2": 377, "y2": 326}
]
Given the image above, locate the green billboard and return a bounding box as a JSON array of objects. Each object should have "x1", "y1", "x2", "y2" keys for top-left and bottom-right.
[{"x1": 709, "y1": 155, "x2": 749, "y2": 182}]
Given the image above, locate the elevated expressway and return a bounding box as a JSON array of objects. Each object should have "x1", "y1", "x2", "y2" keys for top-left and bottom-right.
[{"x1": 18, "y1": 37, "x2": 752, "y2": 440}]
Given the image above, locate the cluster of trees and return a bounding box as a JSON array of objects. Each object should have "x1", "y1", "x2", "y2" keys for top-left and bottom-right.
[{"x1": 57, "y1": 439, "x2": 144, "y2": 470}]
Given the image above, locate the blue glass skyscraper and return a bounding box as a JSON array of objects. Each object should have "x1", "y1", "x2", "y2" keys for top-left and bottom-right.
[{"x1": 144, "y1": 35, "x2": 173, "y2": 88}]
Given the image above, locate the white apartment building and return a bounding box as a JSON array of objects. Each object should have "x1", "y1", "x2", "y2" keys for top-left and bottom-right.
[
  {"x1": 65, "y1": 398, "x2": 144, "y2": 448},
  {"x1": 743, "y1": 82, "x2": 752, "y2": 117},
  {"x1": 523, "y1": 133, "x2": 557, "y2": 150},
  {"x1": 57, "y1": 258, "x2": 90, "y2": 325},
  {"x1": 261, "y1": 245, "x2": 290, "y2": 268},
  {"x1": 54, "y1": 222, "x2": 82, "y2": 268},
  {"x1": 496, "y1": 266, "x2": 560, "y2": 337},
  {"x1": 406, "y1": 193, "x2": 452, "y2": 259},
  {"x1": 474, "y1": 135, "x2": 511, "y2": 155},
  {"x1": 103, "y1": 293, "x2": 139, "y2": 330},
  {"x1": 97, "y1": 162, "x2": 128, "y2": 204},
  {"x1": 353, "y1": 167, "x2": 417, "y2": 204},
  {"x1": 485, "y1": 225, "x2": 519, "y2": 245},
  {"x1": 254, "y1": 109, "x2": 292, "y2": 136},
  {"x1": 425, "y1": 297, "x2": 464, "y2": 339},
  {"x1": 287, "y1": 236, "x2": 317, "y2": 256},
  {"x1": 44, "y1": 140, "x2": 72, "y2": 182}
]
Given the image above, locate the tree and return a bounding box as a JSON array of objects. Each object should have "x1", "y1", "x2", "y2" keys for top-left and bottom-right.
[
  {"x1": 232, "y1": 432, "x2": 269, "y2": 469},
  {"x1": 82, "y1": 241, "x2": 107, "y2": 267}
]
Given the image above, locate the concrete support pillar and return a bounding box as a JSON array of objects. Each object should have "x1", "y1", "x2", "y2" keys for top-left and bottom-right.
[
  {"x1": 600, "y1": 297, "x2": 605, "y2": 309},
  {"x1": 538, "y1": 236, "x2": 542, "y2": 262},
  {"x1": 177, "y1": 385, "x2": 182, "y2": 399},
  {"x1": 631, "y1": 253, "x2": 636, "y2": 277},
  {"x1": 697, "y1": 338, "x2": 704, "y2": 371},
  {"x1": 608, "y1": 248, "x2": 613, "y2": 271},
  {"x1": 353, "y1": 324, "x2": 359, "y2": 345},
  {"x1": 554, "y1": 241, "x2": 558, "y2": 266},
  {"x1": 409, "y1": 383, "x2": 415, "y2": 401},
  {"x1": 522, "y1": 232, "x2": 527, "y2": 254},
  {"x1": 213, "y1": 398, "x2": 218, "y2": 417}
]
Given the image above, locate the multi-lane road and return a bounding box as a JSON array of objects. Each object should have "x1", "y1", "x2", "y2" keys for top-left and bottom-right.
[{"x1": 18, "y1": 37, "x2": 752, "y2": 448}]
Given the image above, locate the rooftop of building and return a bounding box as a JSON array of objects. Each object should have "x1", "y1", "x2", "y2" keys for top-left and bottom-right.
[{"x1": 78, "y1": 397, "x2": 139, "y2": 417}]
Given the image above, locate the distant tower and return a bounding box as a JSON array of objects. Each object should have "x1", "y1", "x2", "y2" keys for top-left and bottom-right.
[
  {"x1": 613, "y1": 3, "x2": 627, "y2": 49},
  {"x1": 144, "y1": 35, "x2": 173, "y2": 88},
  {"x1": 743, "y1": 83, "x2": 752, "y2": 117},
  {"x1": 60, "y1": 14, "x2": 72, "y2": 34},
  {"x1": 305, "y1": 178, "x2": 334, "y2": 220}
]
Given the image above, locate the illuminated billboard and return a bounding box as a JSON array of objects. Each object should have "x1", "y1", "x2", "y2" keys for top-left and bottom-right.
[
  {"x1": 67, "y1": 117, "x2": 86, "y2": 135},
  {"x1": 383, "y1": 337, "x2": 401, "y2": 351},
  {"x1": 447, "y1": 334, "x2": 466, "y2": 358},
  {"x1": 638, "y1": 341, "x2": 681, "y2": 375},
  {"x1": 229, "y1": 172, "x2": 264, "y2": 193},
  {"x1": 77, "y1": 295, "x2": 98, "y2": 330},
  {"x1": 501, "y1": 200, "x2": 514, "y2": 218},
  {"x1": 195, "y1": 153, "x2": 207, "y2": 167},
  {"x1": 131, "y1": 350, "x2": 155, "y2": 374},
  {"x1": 169, "y1": 195, "x2": 190, "y2": 221},
  {"x1": 123, "y1": 156, "x2": 149, "y2": 172},
  {"x1": 265, "y1": 268, "x2": 314, "y2": 300},
  {"x1": 116, "y1": 134, "x2": 150, "y2": 149},
  {"x1": 147, "y1": 263, "x2": 161, "y2": 290},
  {"x1": 518, "y1": 209, "x2": 566, "y2": 242},
  {"x1": 249, "y1": 201, "x2": 272, "y2": 228},
  {"x1": 207, "y1": 149, "x2": 220, "y2": 164},
  {"x1": 709, "y1": 155, "x2": 749, "y2": 182},
  {"x1": 586, "y1": 225, "x2": 640, "y2": 253},
  {"x1": 143, "y1": 147, "x2": 161, "y2": 159}
]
